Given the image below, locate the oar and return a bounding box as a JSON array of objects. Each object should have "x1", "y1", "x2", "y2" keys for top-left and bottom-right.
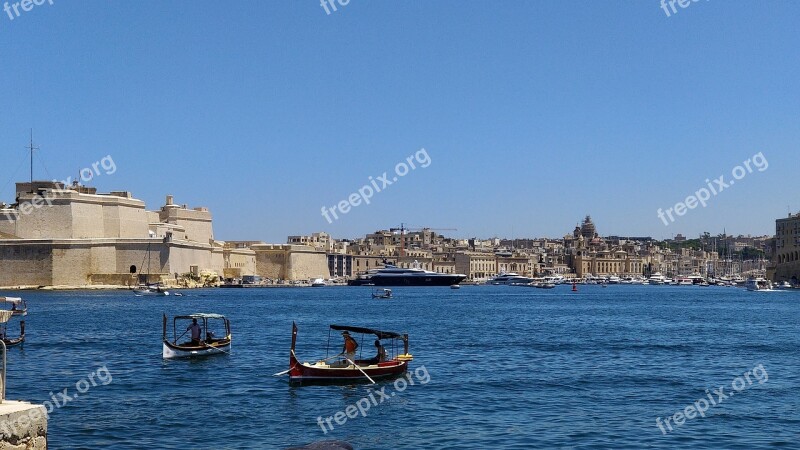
[
  {"x1": 344, "y1": 357, "x2": 376, "y2": 384},
  {"x1": 202, "y1": 342, "x2": 231, "y2": 355},
  {"x1": 273, "y1": 365, "x2": 296, "y2": 377}
]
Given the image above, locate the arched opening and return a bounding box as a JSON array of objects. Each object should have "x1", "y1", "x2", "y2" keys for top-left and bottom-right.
[{"x1": 130, "y1": 265, "x2": 137, "y2": 274}]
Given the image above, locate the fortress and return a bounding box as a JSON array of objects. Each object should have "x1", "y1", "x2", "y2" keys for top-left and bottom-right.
[{"x1": 0, "y1": 181, "x2": 328, "y2": 287}]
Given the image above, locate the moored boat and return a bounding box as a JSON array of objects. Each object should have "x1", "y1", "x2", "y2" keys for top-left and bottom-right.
[
  {"x1": 348, "y1": 262, "x2": 465, "y2": 287},
  {"x1": 134, "y1": 284, "x2": 169, "y2": 296},
  {"x1": 286, "y1": 323, "x2": 411, "y2": 385},
  {"x1": 0, "y1": 297, "x2": 27, "y2": 317},
  {"x1": 0, "y1": 300, "x2": 25, "y2": 347},
  {"x1": 162, "y1": 313, "x2": 231, "y2": 359}
]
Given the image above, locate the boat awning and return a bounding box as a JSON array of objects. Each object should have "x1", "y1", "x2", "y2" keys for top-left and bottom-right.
[
  {"x1": 330, "y1": 324, "x2": 405, "y2": 340},
  {"x1": 175, "y1": 313, "x2": 227, "y2": 320},
  {"x1": 0, "y1": 297, "x2": 23, "y2": 304}
]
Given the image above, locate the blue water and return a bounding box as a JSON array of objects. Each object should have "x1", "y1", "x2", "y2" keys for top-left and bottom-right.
[{"x1": 5, "y1": 285, "x2": 800, "y2": 449}]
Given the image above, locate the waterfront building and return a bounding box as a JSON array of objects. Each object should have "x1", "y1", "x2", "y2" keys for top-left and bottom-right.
[
  {"x1": 455, "y1": 251, "x2": 497, "y2": 281},
  {"x1": 769, "y1": 212, "x2": 800, "y2": 283}
]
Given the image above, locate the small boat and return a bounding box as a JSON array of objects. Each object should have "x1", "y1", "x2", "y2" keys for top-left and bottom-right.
[
  {"x1": 134, "y1": 284, "x2": 169, "y2": 296},
  {"x1": 745, "y1": 277, "x2": 773, "y2": 292},
  {"x1": 162, "y1": 313, "x2": 231, "y2": 359},
  {"x1": 311, "y1": 278, "x2": 327, "y2": 287},
  {"x1": 372, "y1": 288, "x2": 393, "y2": 299},
  {"x1": 173, "y1": 292, "x2": 184, "y2": 297},
  {"x1": 285, "y1": 323, "x2": 411, "y2": 385},
  {"x1": 450, "y1": 284, "x2": 460, "y2": 290},
  {"x1": 0, "y1": 302, "x2": 25, "y2": 347},
  {"x1": 0, "y1": 297, "x2": 27, "y2": 317},
  {"x1": 775, "y1": 281, "x2": 793, "y2": 290}
]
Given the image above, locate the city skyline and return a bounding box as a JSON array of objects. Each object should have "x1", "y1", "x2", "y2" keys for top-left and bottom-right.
[{"x1": 2, "y1": 2, "x2": 798, "y2": 242}]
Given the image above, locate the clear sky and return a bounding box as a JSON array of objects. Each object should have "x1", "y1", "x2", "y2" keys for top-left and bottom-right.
[{"x1": 1, "y1": 1, "x2": 798, "y2": 242}]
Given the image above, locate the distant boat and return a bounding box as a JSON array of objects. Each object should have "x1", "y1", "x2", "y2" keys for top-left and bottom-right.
[
  {"x1": 488, "y1": 272, "x2": 534, "y2": 285},
  {"x1": 745, "y1": 277, "x2": 773, "y2": 292},
  {"x1": 450, "y1": 284, "x2": 461, "y2": 290},
  {"x1": 348, "y1": 262, "x2": 465, "y2": 287},
  {"x1": 311, "y1": 278, "x2": 326, "y2": 287},
  {"x1": 648, "y1": 273, "x2": 667, "y2": 285},
  {"x1": 133, "y1": 284, "x2": 169, "y2": 296},
  {"x1": 372, "y1": 288, "x2": 393, "y2": 299},
  {"x1": 135, "y1": 240, "x2": 168, "y2": 296}
]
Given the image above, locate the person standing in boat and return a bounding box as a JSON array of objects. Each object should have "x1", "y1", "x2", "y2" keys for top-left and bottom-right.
[
  {"x1": 341, "y1": 331, "x2": 358, "y2": 362},
  {"x1": 188, "y1": 318, "x2": 202, "y2": 345}
]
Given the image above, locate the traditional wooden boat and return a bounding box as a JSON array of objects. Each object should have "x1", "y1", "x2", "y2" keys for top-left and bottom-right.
[
  {"x1": 371, "y1": 288, "x2": 392, "y2": 299},
  {"x1": 162, "y1": 313, "x2": 231, "y2": 359},
  {"x1": 0, "y1": 309, "x2": 24, "y2": 347},
  {"x1": 285, "y1": 323, "x2": 412, "y2": 385},
  {"x1": 0, "y1": 297, "x2": 27, "y2": 316}
]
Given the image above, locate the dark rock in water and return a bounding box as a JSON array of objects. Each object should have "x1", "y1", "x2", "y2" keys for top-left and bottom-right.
[{"x1": 285, "y1": 440, "x2": 354, "y2": 450}]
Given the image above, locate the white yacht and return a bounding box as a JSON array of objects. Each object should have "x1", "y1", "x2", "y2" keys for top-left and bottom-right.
[
  {"x1": 745, "y1": 277, "x2": 773, "y2": 292},
  {"x1": 607, "y1": 276, "x2": 621, "y2": 284},
  {"x1": 648, "y1": 273, "x2": 667, "y2": 285},
  {"x1": 488, "y1": 272, "x2": 535, "y2": 285}
]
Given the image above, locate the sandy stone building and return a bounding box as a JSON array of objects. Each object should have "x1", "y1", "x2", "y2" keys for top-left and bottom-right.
[{"x1": 0, "y1": 181, "x2": 234, "y2": 287}]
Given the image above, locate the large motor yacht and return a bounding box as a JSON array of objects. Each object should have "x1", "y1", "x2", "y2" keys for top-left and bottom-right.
[{"x1": 348, "y1": 263, "x2": 466, "y2": 286}]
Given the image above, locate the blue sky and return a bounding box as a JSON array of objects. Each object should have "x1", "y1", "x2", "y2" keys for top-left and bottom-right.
[{"x1": 1, "y1": 1, "x2": 798, "y2": 242}]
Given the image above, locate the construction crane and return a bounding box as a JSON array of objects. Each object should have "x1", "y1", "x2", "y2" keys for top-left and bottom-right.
[{"x1": 389, "y1": 223, "x2": 457, "y2": 257}]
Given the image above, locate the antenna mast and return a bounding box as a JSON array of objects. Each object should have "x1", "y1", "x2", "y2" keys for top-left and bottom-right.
[{"x1": 26, "y1": 129, "x2": 40, "y2": 191}]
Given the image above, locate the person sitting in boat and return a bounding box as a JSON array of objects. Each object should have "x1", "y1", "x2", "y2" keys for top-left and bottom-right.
[
  {"x1": 205, "y1": 330, "x2": 215, "y2": 344},
  {"x1": 365, "y1": 340, "x2": 387, "y2": 365},
  {"x1": 188, "y1": 319, "x2": 202, "y2": 346},
  {"x1": 341, "y1": 331, "x2": 358, "y2": 362}
]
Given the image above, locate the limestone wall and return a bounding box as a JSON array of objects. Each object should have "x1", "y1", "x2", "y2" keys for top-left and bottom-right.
[
  {"x1": 253, "y1": 246, "x2": 288, "y2": 280},
  {"x1": 288, "y1": 251, "x2": 329, "y2": 280},
  {"x1": 0, "y1": 243, "x2": 53, "y2": 286},
  {"x1": 159, "y1": 206, "x2": 213, "y2": 243}
]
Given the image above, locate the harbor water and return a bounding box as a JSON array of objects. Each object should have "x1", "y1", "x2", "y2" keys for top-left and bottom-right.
[{"x1": 5, "y1": 285, "x2": 800, "y2": 449}]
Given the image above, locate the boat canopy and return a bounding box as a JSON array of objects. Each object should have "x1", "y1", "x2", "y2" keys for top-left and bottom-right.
[
  {"x1": 330, "y1": 324, "x2": 405, "y2": 340},
  {"x1": 175, "y1": 313, "x2": 227, "y2": 320},
  {"x1": 0, "y1": 297, "x2": 23, "y2": 304}
]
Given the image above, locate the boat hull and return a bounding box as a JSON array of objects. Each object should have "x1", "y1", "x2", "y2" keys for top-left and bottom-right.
[
  {"x1": 134, "y1": 289, "x2": 169, "y2": 296},
  {"x1": 2, "y1": 336, "x2": 24, "y2": 347},
  {"x1": 289, "y1": 351, "x2": 407, "y2": 384},
  {"x1": 162, "y1": 340, "x2": 231, "y2": 359},
  {"x1": 349, "y1": 275, "x2": 465, "y2": 286}
]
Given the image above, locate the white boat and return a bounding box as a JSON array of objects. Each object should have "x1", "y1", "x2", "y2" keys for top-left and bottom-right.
[
  {"x1": 607, "y1": 276, "x2": 621, "y2": 284},
  {"x1": 133, "y1": 285, "x2": 169, "y2": 296},
  {"x1": 162, "y1": 313, "x2": 231, "y2": 359},
  {"x1": 450, "y1": 284, "x2": 461, "y2": 290},
  {"x1": 648, "y1": 273, "x2": 667, "y2": 285},
  {"x1": 676, "y1": 277, "x2": 693, "y2": 286},
  {"x1": 488, "y1": 272, "x2": 535, "y2": 285},
  {"x1": 745, "y1": 277, "x2": 773, "y2": 292},
  {"x1": 311, "y1": 278, "x2": 327, "y2": 287},
  {"x1": 775, "y1": 281, "x2": 793, "y2": 290}
]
